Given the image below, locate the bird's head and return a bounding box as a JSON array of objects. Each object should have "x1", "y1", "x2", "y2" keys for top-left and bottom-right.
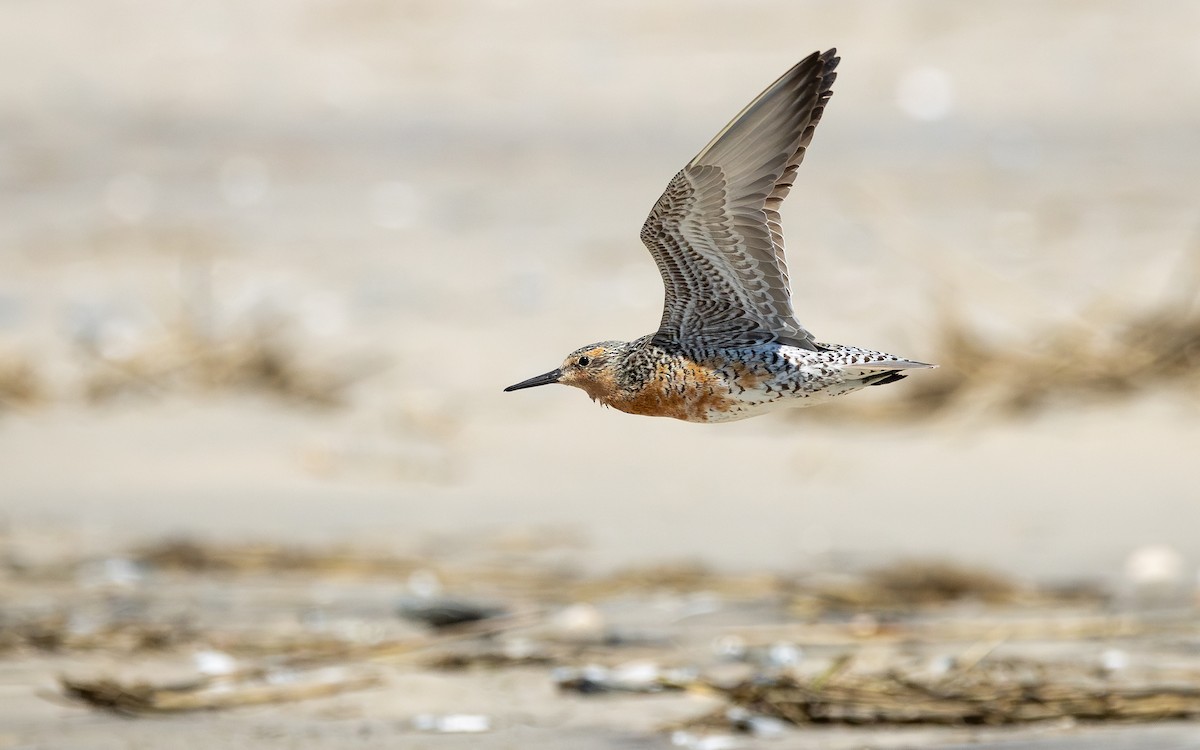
[{"x1": 504, "y1": 341, "x2": 628, "y2": 402}]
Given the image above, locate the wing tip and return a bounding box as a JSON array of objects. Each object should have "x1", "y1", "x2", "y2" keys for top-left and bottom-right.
[{"x1": 859, "y1": 359, "x2": 938, "y2": 370}]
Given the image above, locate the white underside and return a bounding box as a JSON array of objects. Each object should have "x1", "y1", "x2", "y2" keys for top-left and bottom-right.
[
  {"x1": 701, "y1": 381, "x2": 865, "y2": 423},
  {"x1": 696, "y1": 344, "x2": 933, "y2": 423}
]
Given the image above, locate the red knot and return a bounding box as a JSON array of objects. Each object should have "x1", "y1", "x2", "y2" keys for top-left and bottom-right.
[{"x1": 505, "y1": 49, "x2": 934, "y2": 423}]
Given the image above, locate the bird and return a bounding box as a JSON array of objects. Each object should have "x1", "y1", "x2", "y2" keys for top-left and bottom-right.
[{"x1": 505, "y1": 49, "x2": 933, "y2": 423}]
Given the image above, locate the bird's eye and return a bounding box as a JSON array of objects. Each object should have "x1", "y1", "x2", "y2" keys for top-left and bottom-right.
[{"x1": 577, "y1": 356, "x2": 591, "y2": 367}]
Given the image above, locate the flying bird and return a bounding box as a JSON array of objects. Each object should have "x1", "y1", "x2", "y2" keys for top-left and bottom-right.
[{"x1": 505, "y1": 49, "x2": 933, "y2": 423}]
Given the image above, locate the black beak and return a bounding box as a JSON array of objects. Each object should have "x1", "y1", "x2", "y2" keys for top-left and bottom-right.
[{"x1": 504, "y1": 368, "x2": 562, "y2": 392}]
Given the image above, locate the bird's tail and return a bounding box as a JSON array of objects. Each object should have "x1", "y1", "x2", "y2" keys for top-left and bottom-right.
[
  {"x1": 862, "y1": 370, "x2": 909, "y2": 387},
  {"x1": 839, "y1": 358, "x2": 936, "y2": 387}
]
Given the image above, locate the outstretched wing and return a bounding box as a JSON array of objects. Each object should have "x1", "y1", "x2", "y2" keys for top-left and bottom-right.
[{"x1": 640, "y1": 49, "x2": 839, "y2": 350}]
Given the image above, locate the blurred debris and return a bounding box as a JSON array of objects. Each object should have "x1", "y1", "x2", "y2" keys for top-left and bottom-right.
[
  {"x1": 725, "y1": 706, "x2": 787, "y2": 737},
  {"x1": 0, "y1": 615, "x2": 194, "y2": 655},
  {"x1": 712, "y1": 637, "x2": 806, "y2": 672},
  {"x1": 60, "y1": 666, "x2": 380, "y2": 716},
  {"x1": 425, "y1": 639, "x2": 556, "y2": 670},
  {"x1": 131, "y1": 540, "x2": 777, "y2": 601},
  {"x1": 411, "y1": 713, "x2": 491, "y2": 733},
  {"x1": 554, "y1": 662, "x2": 695, "y2": 694},
  {"x1": 193, "y1": 649, "x2": 239, "y2": 676},
  {"x1": 548, "y1": 603, "x2": 607, "y2": 642},
  {"x1": 79, "y1": 316, "x2": 361, "y2": 408},
  {"x1": 669, "y1": 730, "x2": 743, "y2": 750},
  {"x1": 133, "y1": 538, "x2": 421, "y2": 577},
  {"x1": 0, "y1": 534, "x2": 1197, "y2": 725},
  {"x1": 396, "y1": 597, "x2": 508, "y2": 630},
  {"x1": 812, "y1": 244, "x2": 1200, "y2": 422},
  {"x1": 576, "y1": 563, "x2": 782, "y2": 601},
  {"x1": 864, "y1": 559, "x2": 1018, "y2": 605},
  {"x1": 1122, "y1": 544, "x2": 1188, "y2": 607},
  {"x1": 699, "y1": 656, "x2": 1200, "y2": 726},
  {"x1": 789, "y1": 560, "x2": 1032, "y2": 615},
  {"x1": 0, "y1": 353, "x2": 42, "y2": 410},
  {"x1": 4, "y1": 264, "x2": 380, "y2": 410},
  {"x1": 75, "y1": 557, "x2": 147, "y2": 588}
]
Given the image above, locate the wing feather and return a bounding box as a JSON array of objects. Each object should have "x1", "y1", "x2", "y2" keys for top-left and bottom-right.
[{"x1": 641, "y1": 49, "x2": 839, "y2": 350}]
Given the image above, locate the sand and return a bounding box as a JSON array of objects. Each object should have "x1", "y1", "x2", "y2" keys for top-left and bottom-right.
[{"x1": 1, "y1": 0, "x2": 1199, "y2": 746}]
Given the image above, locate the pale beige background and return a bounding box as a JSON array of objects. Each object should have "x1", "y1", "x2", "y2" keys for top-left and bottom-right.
[{"x1": 1, "y1": 0, "x2": 1198, "y2": 580}]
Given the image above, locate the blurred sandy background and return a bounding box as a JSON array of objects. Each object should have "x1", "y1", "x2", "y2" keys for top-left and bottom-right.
[
  {"x1": 1, "y1": 2, "x2": 1200, "y2": 745},
  {"x1": 3, "y1": 0, "x2": 1198, "y2": 579}
]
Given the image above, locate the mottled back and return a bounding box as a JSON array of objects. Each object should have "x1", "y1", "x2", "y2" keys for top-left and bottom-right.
[{"x1": 640, "y1": 49, "x2": 839, "y2": 351}]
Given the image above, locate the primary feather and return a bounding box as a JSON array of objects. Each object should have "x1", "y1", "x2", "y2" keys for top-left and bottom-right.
[{"x1": 640, "y1": 48, "x2": 839, "y2": 351}]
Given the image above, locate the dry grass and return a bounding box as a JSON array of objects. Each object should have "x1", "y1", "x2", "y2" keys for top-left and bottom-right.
[
  {"x1": 3, "y1": 536, "x2": 1192, "y2": 725},
  {"x1": 1, "y1": 263, "x2": 376, "y2": 412},
  {"x1": 133, "y1": 537, "x2": 423, "y2": 577},
  {"x1": 1, "y1": 321, "x2": 365, "y2": 411},
  {"x1": 787, "y1": 560, "x2": 1023, "y2": 615},
  {"x1": 130, "y1": 541, "x2": 1048, "y2": 609},
  {"x1": 0, "y1": 616, "x2": 194, "y2": 654},
  {"x1": 700, "y1": 656, "x2": 1200, "y2": 726},
  {"x1": 817, "y1": 256, "x2": 1200, "y2": 423},
  {"x1": 0, "y1": 354, "x2": 42, "y2": 411},
  {"x1": 900, "y1": 306, "x2": 1199, "y2": 419},
  {"x1": 80, "y1": 321, "x2": 363, "y2": 408},
  {"x1": 61, "y1": 669, "x2": 382, "y2": 716}
]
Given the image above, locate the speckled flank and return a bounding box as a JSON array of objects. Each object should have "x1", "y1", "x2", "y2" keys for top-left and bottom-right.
[{"x1": 643, "y1": 342, "x2": 929, "y2": 423}]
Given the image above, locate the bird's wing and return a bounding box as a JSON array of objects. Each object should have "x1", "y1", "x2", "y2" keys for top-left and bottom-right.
[{"x1": 640, "y1": 48, "x2": 839, "y2": 350}]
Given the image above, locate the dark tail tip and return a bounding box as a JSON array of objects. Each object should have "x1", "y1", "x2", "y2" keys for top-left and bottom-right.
[{"x1": 865, "y1": 371, "x2": 907, "y2": 387}]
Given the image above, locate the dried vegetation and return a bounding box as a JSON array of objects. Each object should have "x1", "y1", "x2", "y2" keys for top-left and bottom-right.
[
  {"x1": 702, "y1": 657, "x2": 1200, "y2": 727},
  {"x1": 3, "y1": 537, "x2": 1198, "y2": 728},
  {"x1": 822, "y1": 248, "x2": 1200, "y2": 422}
]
